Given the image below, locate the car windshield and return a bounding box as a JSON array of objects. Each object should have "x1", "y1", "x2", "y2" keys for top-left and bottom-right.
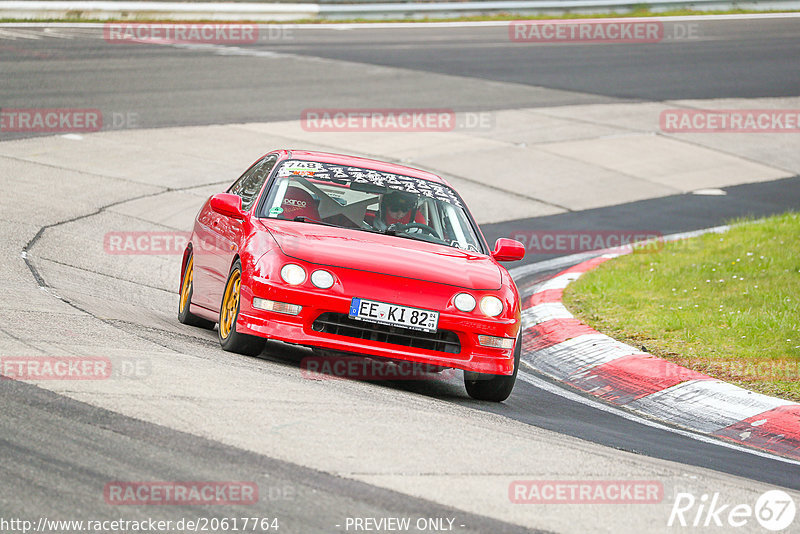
[{"x1": 259, "y1": 160, "x2": 485, "y2": 254}]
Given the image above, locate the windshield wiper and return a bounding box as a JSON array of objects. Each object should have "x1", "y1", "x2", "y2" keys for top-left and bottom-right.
[
  {"x1": 288, "y1": 216, "x2": 339, "y2": 228},
  {"x1": 354, "y1": 225, "x2": 440, "y2": 245},
  {"x1": 384, "y1": 226, "x2": 441, "y2": 244},
  {"x1": 354, "y1": 227, "x2": 384, "y2": 235}
]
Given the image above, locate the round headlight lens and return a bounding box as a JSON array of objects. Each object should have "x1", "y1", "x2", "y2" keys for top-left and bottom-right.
[
  {"x1": 310, "y1": 270, "x2": 335, "y2": 289},
  {"x1": 280, "y1": 264, "x2": 306, "y2": 285},
  {"x1": 480, "y1": 296, "x2": 504, "y2": 317},
  {"x1": 454, "y1": 293, "x2": 476, "y2": 312}
]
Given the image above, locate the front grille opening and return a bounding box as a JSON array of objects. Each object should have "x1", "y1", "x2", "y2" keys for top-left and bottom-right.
[{"x1": 312, "y1": 313, "x2": 461, "y2": 354}]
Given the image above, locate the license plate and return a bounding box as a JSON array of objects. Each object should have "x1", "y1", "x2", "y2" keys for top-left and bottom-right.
[{"x1": 349, "y1": 298, "x2": 439, "y2": 333}]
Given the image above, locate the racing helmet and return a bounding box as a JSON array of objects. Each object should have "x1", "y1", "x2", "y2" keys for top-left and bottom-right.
[{"x1": 379, "y1": 190, "x2": 417, "y2": 226}]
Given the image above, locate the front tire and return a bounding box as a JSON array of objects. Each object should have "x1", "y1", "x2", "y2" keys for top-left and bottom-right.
[
  {"x1": 178, "y1": 253, "x2": 215, "y2": 329},
  {"x1": 218, "y1": 260, "x2": 266, "y2": 356},
  {"x1": 464, "y1": 332, "x2": 521, "y2": 402}
]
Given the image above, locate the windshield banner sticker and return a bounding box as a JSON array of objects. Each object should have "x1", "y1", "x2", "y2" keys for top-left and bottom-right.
[{"x1": 277, "y1": 160, "x2": 462, "y2": 207}]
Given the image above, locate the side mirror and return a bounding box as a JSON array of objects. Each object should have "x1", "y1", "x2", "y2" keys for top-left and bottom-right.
[
  {"x1": 491, "y1": 238, "x2": 526, "y2": 262},
  {"x1": 210, "y1": 193, "x2": 245, "y2": 220}
]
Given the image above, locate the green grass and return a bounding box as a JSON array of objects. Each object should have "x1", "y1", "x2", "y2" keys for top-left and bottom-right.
[
  {"x1": 1, "y1": 8, "x2": 796, "y2": 24},
  {"x1": 563, "y1": 212, "x2": 800, "y2": 402}
]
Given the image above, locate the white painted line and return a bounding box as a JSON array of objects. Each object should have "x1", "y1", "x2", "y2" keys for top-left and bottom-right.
[
  {"x1": 3, "y1": 13, "x2": 800, "y2": 29},
  {"x1": 693, "y1": 188, "x2": 727, "y2": 196},
  {"x1": 626, "y1": 379, "x2": 798, "y2": 434},
  {"x1": 170, "y1": 42, "x2": 288, "y2": 58},
  {"x1": 532, "y1": 271, "x2": 583, "y2": 292},
  {"x1": 0, "y1": 27, "x2": 40, "y2": 38},
  {"x1": 0, "y1": 1, "x2": 320, "y2": 14},
  {"x1": 511, "y1": 251, "x2": 601, "y2": 281},
  {"x1": 517, "y1": 368, "x2": 800, "y2": 466},
  {"x1": 521, "y1": 302, "x2": 573, "y2": 327}
]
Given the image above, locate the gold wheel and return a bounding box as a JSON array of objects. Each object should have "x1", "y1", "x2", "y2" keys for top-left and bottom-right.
[
  {"x1": 219, "y1": 267, "x2": 241, "y2": 340},
  {"x1": 179, "y1": 256, "x2": 194, "y2": 313},
  {"x1": 217, "y1": 260, "x2": 265, "y2": 355}
]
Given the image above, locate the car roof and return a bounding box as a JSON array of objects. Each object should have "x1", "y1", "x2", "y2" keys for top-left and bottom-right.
[{"x1": 276, "y1": 149, "x2": 449, "y2": 186}]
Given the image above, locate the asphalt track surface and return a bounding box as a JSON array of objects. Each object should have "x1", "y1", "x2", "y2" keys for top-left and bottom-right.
[
  {"x1": 2, "y1": 18, "x2": 799, "y2": 135},
  {"x1": 2, "y1": 16, "x2": 800, "y2": 532},
  {"x1": 1, "y1": 380, "x2": 535, "y2": 533}
]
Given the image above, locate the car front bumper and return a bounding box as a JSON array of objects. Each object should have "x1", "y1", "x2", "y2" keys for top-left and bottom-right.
[{"x1": 236, "y1": 278, "x2": 519, "y2": 376}]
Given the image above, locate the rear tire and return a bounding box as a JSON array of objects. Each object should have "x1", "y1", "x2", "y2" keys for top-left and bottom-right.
[
  {"x1": 218, "y1": 260, "x2": 266, "y2": 356},
  {"x1": 178, "y1": 252, "x2": 215, "y2": 329},
  {"x1": 464, "y1": 332, "x2": 521, "y2": 402}
]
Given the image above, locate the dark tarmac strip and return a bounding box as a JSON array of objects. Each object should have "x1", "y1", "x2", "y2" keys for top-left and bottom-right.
[
  {"x1": 2, "y1": 18, "x2": 798, "y2": 140},
  {"x1": 0, "y1": 379, "x2": 540, "y2": 533},
  {"x1": 483, "y1": 175, "x2": 800, "y2": 266}
]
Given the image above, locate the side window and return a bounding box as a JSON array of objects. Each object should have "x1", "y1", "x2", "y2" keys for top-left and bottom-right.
[{"x1": 228, "y1": 155, "x2": 278, "y2": 211}]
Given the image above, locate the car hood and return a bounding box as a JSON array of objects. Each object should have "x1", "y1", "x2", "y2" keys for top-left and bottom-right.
[{"x1": 260, "y1": 220, "x2": 501, "y2": 290}]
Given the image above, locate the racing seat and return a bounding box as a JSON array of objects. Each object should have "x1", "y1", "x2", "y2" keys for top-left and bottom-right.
[{"x1": 281, "y1": 186, "x2": 321, "y2": 220}]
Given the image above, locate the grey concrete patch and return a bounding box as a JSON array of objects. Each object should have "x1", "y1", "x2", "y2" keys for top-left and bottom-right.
[
  {"x1": 414, "y1": 144, "x2": 682, "y2": 211},
  {"x1": 33, "y1": 211, "x2": 181, "y2": 293},
  {"x1": 539, "y1": 133, "x2": 790, "y2": 193}
]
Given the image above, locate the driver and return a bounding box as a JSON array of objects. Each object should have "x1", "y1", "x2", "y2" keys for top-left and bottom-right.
[{"x1": 380, "y1": 190, "x2": 426, "y2": 227}]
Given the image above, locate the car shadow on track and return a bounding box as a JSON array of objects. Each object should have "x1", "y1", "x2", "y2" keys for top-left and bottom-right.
[{"x1": 250, "y1": 338, "x2": 474, "y2": 402}]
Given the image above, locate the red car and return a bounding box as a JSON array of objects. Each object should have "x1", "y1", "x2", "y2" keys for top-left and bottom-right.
[{"x1": 178, "y1": 150, "x2": 526, "y2": 401}]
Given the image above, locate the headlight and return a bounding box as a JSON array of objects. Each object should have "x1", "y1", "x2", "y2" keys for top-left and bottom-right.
[
  {"x1": 311, "y1": 270, "x2": 335, "y2": 289},
  {"x1": 479, "y1": 296, "x2": 503, "y2": 317},
  {"x1": 280, "y1": 264, "x2": 306, "y2": 285},
  {"x1": 454, "y1": 293, "x2": 476, "y2": 312}
]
